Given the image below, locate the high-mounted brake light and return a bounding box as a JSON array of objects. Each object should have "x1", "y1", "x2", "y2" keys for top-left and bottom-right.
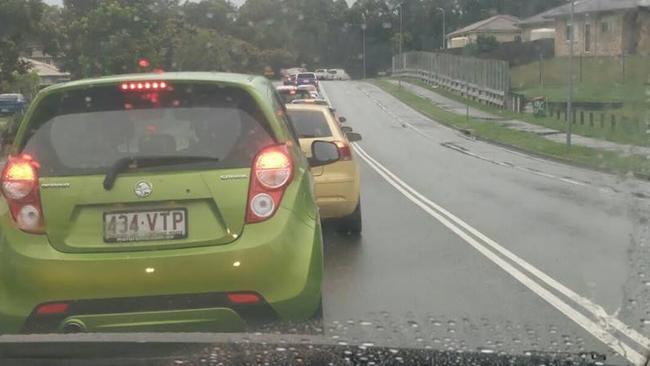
[
  {"x1": 246, "y1": 144, "x2": 293, "y2": 223},
  {"x1": 1, "y1": 155, "x2": 44, "y2": 233},
  {"x1": 119, "y1": 81, "x2": 168, "y2": 91}
]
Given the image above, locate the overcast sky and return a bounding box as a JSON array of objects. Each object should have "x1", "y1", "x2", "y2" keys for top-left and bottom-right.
[{"x1": 43, "y1": 0, "x2": 355, "y2": 7}]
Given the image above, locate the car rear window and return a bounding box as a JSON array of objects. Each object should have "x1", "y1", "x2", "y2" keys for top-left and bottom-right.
[
  {"x1": 0, "y1": 95, "x2": 19, "y2": 102},
  {"x1": 21, "y1": 83, "x2": 275, "y2": 177},
  {"x1": 286, "y1": 109, "x2": 332, "y2": 138},
  {"x1": 297, "y1": 73, "x2": 315, "y2": 79},
  {"x1": 278, "y1": 89, "x2": 312, "y2": 103}
]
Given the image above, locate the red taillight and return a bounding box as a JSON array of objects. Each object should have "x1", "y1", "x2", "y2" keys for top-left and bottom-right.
[
  {"x1": 119, "y1": 81, "x2": 168, "y2": 91},
  {"x1": 335, "y1": 141, "x2": 352, "y2": 161},
  {"x1": 1, "y1": 155, "x2": 44, "y2": 233},
  {"x1": 227, "y1": 292, "x2": 261, "y2": 304},
  {"x1": 35, "y1": 302, "x2": 69, "y2": 315},
  {"x1": 138, "y1": 58, "x2": 151, "y2": 68},
  {"x1": 246, "y1": 144, "x2": 293, "y2": 223}
]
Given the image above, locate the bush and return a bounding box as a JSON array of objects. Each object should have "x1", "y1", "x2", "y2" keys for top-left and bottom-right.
[
  {"x1": 0, "y1": 112, "x2": 23, "y2": 152},
  {"x1": 463, "y1": 35, "x2": 500, "y2": 57}
]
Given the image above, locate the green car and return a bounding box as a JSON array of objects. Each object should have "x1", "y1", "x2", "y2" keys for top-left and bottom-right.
[{"x1": 0, "y1": 72, "x2": 339, "y2": 333}]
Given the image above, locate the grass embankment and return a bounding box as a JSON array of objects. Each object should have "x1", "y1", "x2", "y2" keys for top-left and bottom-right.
[
  {"x1": 402, "y1": 76, "x2": 650, "y2": 148},
  {"x1": 372, "y1": 79, "x2": 650, "y2": 178},
  {"x1": 510, "y1": 55, "x2": 649, "y2": 103}
]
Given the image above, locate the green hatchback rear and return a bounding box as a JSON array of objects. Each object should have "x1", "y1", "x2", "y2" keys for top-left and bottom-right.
[{"x1": 0, "y1": 72, "x2": 323, "y2": 333}]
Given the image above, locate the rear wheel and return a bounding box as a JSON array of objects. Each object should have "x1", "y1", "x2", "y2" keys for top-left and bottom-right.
[
  {"x1": 311, "y1": 298, "x2": 323, "y2": 321},
  {"x1": 337, "y1": 200, "x2": 362, "y2": 234}
]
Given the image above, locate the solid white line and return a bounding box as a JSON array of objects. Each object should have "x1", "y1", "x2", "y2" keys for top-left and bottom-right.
[
  {"x1": 355, "y1": 143, "x2": 650, "y2": 351},
  {"x1": 318, "y1": 81, "x2": 331, "y2": 105},
  {"x1": 352, "y1": 143, "x2": 647, "y2": 365},
  {"x1": 338, "y1": 82, "x2": 650, "y2": 350}
]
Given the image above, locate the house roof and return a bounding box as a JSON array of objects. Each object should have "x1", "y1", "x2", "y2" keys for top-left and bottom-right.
[
  {"x1": 517, "y1": 4, "x2": 567, "y2": 26},
  {"x1": 447, "y1": 15, "x2": 521, "y2": 38},
  {"x1": 22, "y1": 58, "x2": 69, "y2": 77},
  {"x1": 542, "y1": 0, "x2": 643, "y2": 18}
]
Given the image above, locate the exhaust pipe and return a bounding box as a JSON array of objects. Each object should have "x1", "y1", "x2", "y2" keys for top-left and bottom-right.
[{"x1": 62, "y1": 320, "x2": 86, "y2": 333}]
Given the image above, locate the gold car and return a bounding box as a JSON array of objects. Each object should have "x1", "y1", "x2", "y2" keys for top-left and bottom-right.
[{"x1": 286, "y1": 104, "x2": 362, "y2": 233}]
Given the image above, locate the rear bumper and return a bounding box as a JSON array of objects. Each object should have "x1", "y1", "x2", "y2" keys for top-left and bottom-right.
[
  {"x1": 0, "y1": 206, "x2": 323, "y2": 334},
  {"x1": 314, "y1": 179, "x2": 359, "y2": 219},
  {"x1": 0, "y1": 105, "x2": 23, "y2": 114}
]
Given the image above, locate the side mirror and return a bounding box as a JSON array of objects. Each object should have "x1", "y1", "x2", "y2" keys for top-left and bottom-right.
[
  {"x1": 346, "y1": 132, "x2": 362, "y2": 142},
  {"x1": 341, "y1": 126, "x2": 353, "y2": 133},
  {"x1": 338, "y1": 116, "x2": 347, "y2": 123},
  {"x1": 309, "y1": 140, "x2": 340, "y2": 167}
]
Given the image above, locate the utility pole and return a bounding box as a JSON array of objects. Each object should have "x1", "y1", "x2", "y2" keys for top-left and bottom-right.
[
  {"x1": 398, "y1": 3, "x2": 403, "y2": 87},
  {"x1": 362, "y1": 12, "x2": 367, "y2": 79},
  {"x1": 437, "y1": 7, "x2": 446, "y2": 49},
  {"x1": 566, "y1": 0, "x2": 575, "y2": 147}
]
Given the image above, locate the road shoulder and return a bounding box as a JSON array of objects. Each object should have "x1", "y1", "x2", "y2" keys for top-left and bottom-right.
[{"x1": 371, "y1": 79, "x2": 650, "y2": 180}]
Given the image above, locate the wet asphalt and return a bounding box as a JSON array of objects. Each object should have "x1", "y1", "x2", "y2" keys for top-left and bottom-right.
[{"x1": 318, "y1": 81, "x2": 650, "y2": 364}]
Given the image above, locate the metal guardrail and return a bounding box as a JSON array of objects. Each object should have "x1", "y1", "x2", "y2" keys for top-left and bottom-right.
[{"x1": 392, "y1": 52, "x2": 510, "y2": 108}]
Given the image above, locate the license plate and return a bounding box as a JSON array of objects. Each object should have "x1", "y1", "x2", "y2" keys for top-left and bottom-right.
[
  {"x1": 103, "y1": 209, "x2": 187, "y2": 243},
  {"x1": 1, "y1": 109, "x2": 8, "y2": 113}
]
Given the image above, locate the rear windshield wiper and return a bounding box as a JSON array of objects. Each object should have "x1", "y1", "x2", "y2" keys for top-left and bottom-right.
[{"x1": 103, "y1": 156, "x2": 220, "y2": 190}]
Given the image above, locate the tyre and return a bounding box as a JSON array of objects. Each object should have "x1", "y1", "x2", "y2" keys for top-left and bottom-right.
[
  {"x1": 337, "y1": 201, "x2": 362, "y2": 234},
  {"x1": 311, "y1": 297, "x2": 323, "y2": 321}
]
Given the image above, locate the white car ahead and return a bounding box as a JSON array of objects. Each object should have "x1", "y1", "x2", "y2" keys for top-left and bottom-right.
[{"x1": 326, "y1": 69, "x2": 350, "y2": 80}]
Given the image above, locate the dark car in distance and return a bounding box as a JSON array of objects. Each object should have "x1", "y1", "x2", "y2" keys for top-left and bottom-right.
[{"x1": 296, "y1": 73, "x2": 318, "y2": 87}]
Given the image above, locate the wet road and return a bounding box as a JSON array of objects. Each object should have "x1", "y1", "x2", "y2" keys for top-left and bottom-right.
[{"x1": 318, "y1": 81, "x2": 650, "y2": 365}]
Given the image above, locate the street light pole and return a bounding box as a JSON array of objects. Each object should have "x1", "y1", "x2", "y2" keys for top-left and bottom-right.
[
  {"x1": 437, "y1": 7, "x2": 446, "y2": 49},
  {"x1": 566, "y1": 0, "x2": 575, "y2": 147},
  {"x1": 398, "y1": 3, "x2": 403, "y2": 86},
  {"x1": 362, "y1": 17, "x2": 367, "y2": 79}
]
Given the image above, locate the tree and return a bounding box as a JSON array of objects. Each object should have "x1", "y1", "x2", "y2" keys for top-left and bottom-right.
[
  {"x1": 9, "y1": 0, "x2": 568, "y2": 80},
  {"x1": 181, "y1": 0, "x2": 236, "y2": 33},
  {"x1": 2, "y1": 71, "x2": 40, "y2": 100},
  {"x1": 0, "y1": 0, "x2": 46, "y2": 84},
  {"x1": 59, "y1": 0, "x2": 183, "y2": 77}
]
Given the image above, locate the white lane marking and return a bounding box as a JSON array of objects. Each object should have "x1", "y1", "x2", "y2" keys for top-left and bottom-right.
[
  {"x1": 355, "y1": 143, "x2": 650, "y2": 350},
  {"x1": 352, "y1": 143, "x2": 648, "y2": 365},
  {"x1": 356, "y1": 84, "x2": 436, "y2": 140},
  {"x1": 318, "y1": 81, "x2": 331, "y2": 105},
  {"x1": 441, "y1": 142, "x2": 587, "y2": 187}
]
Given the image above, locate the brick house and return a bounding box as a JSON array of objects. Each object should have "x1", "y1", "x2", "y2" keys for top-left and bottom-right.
[
  {"x1": 544, "y1": 0, "x2": 650, "y2": 56},
  {"x1": 446, "y1": 15, "x2": 521, "y2": 49}
]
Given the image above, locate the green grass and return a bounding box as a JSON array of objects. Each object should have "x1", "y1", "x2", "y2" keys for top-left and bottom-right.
[
  {"x1": 510, "y1": 55, "x2": 649, "y2": 103},
  {"x1": 399, "y1": 77, "x2": 650, "y2": 148},
  {"x1": 373, "y1": 79, "x2": 650, "y2": 178}
]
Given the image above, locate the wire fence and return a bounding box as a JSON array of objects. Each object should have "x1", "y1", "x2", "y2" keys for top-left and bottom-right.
[{"x1": 393, "y1": 51, "x2": 511, "y2": 107}]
